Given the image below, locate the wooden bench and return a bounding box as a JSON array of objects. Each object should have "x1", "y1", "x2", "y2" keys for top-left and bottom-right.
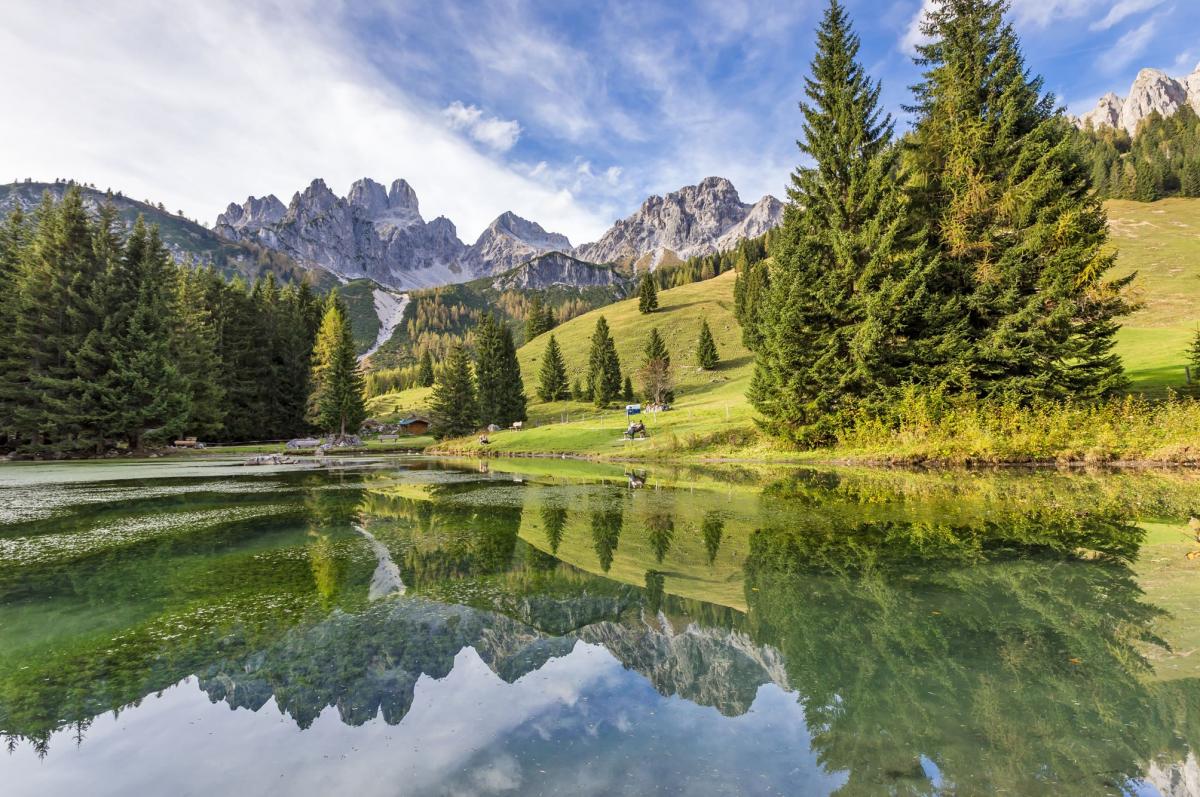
[{"x1": 378, "y1": 434, "x2": 399, "y2": 442}]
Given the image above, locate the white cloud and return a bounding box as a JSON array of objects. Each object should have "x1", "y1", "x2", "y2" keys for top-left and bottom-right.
[
  {"x1": 0, "y1": 1, "x2": 609, "y2": 242},
  {"x1": 442, "y1": 101, "x2": 522, "y2": 152},
  {"x1": 901, "y1": 0, "x2": 1137, "y2": 54},
  {"x1": 1098, "y1": 17, "x2": 1158, "y2": 73},
  {"x1": 1089, "y1": 0, "x2": 1165, "y2": 31}
]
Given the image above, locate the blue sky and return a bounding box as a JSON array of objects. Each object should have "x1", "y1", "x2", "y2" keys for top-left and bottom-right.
[{"x1": 2, "y1": 0, "x2": 1198, "y2": 243}]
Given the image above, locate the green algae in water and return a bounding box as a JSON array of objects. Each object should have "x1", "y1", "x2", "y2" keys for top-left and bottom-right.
[{"x1": 1, "y1": 458, "x2": 1199, "y2": 796}]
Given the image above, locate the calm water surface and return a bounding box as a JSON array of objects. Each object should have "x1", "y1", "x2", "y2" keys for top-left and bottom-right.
[{"x1": 1, "y1": 457, "x2": 1198, "y2": 796}]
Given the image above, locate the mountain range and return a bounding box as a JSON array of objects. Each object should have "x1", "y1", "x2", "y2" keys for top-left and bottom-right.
[
  {"x1": 1075, "y1": 65, "x2": 1200, "y2": 135},
  {"x1": 215, "y1": 175, "x2": 783, "y2": 289}
]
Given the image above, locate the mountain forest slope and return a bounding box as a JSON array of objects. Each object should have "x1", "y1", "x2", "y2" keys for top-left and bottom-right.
[{"x1": 368, "y1": 198, "x2": 1200, "y2": 458}]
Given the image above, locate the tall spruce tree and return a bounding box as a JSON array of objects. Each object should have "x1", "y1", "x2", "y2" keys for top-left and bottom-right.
[
  {"x1": 695, "y1": 320, "x2": 719, "y2": 370},
  {"x1": 105, "y1": 222, "x2": 188, "y2": 450},
  {"x1": 638, "y1": 272, "x2": 658, "y2": 313},
  {"x1": 13, "y1": 189, "x2": 107, "y2": 449},
  {"x1": 417, "y1": 349, "x2": 436, "y2": 387},
  {"x1": 906, "y1": 0, "x2": 1132, "y2": 400},
  {"x1": 537, "y1": 334, "x2": 570, "y2": 402},
  {"x1": 475, "y1": 314, "x2": 526, "y2": 426},
  {"x1": 749, "y1": 0, "x2": 928, "y2": 444},
  {"x1": 0, "y1": 208, "x2": 29, "y2": 444},
  {"x1": 525, "y1": 295, "x2": 554, "y2": 339},
  {"x1": 587, "y1": 316, "x2": 622, "y2": 407},
  {"x1": 170, "y1": 265, "x2": 226, "y2": 439},
  {"x1": 308, "y1": 300, "x2": 366, "y2": 437},
  {"x1": 642, "y1": 327, "x2": 675, "y2": 404},
  {"x1": 430, "y1": 344, "x2": 478, "y2": 438}
]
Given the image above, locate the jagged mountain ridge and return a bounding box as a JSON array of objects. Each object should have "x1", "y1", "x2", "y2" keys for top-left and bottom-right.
[
  {"x1": 216, "y1": 177, "x2": 469, "y2": 289},
  {"x1": 573, "y1": 176, "x2": 783, "y2": 269},
  {"x1": 1076, "y1": 65, "x2": 1200, "y2": 135},
  {"x1": 0, "y1": 180, "x2": 333, "y2": 288},
  {"x1": 217, "y1": 175, "x2": 783, "y2": 289}
]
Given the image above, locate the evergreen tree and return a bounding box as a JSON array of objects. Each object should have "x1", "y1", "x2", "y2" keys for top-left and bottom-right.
[
  {"x1": 733, "y1": 258, "x2": 770, "y2": 350},
  {"x1": 641, "y1": 327, "x2": 675, "y2": 404},
  {"x1": 622, "y1": 374, "x2": 635, "y2": 403},
  {"x1": 525, "y1": 295, "x2": 554, "y2": 339},
  {"x1": 0, "y1": 208, "x2": 29, "y2": 443},
  {"x1": 571, "y1": 377, "x2": 586, "y2": 402},
  {"x1": 906, "y1": 0, "x2": 1132, "y2": 400},
  {"x1": 586, "y1": 316, "x2": 622, "y2": 407},
  {"x1": 645, "y1": 327, "x2": 671, "y2": 367},
  {"x1": 695, "y1": 320, "x2": 719, "y2": 370},
  {"x1": 750, "y1": 0, "x2": 929, "y2": 444},
  {"x1": 475, "y1": 314, "x2": 526, "y2": 426},
  {"x1": 1189, "y1": 328, "x2": 1200, "y2": 376},
  {"x1": 537, "y1": 334, "x2": 570, "y2": 402},
  {"x1": 308, "y1": 300, "x2": 366, "y2": 437},
  {"x1": 497, "y1": 322, "x2": 526, "y2": 424},
  {"x1": 104, "y1": 222, "x2": 188, "y2": 450},
  {"x1": 12, "y1": 189, "x2": 107, "y2": 449},
  {"x1": 430, "y1": 344, "x2": 478, "y2": 438},
  {"x1": 638, "y1": 271, "x2": 658, "y2": 313},
  {"x1": 169, "y1": 264, "x2": 226, "y2": 438},
  {"x1": 417, "y1": 350, "x2": 435, "y2": 387}
]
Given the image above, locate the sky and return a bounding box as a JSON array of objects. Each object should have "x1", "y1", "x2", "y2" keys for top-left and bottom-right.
[{"x1": 2, "y1": 0, "x2": 1198, "y2": 244}]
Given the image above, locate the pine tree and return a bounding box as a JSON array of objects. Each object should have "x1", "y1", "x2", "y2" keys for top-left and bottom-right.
[
  {"x1": 169, "y1": 264, "x2": 226, "y2": 439},
  {"x1": 733, "y1": 259, "x2": 770, "y2": 350},
  {"x1": 1189, "y1": 327, "x2": 1200, "y2": 378},
  {"x1": 537, "y1": 334, "x2": 570, "y2": 402},
  {"x1": 587, "y1": 317, "x2": 622, "y2": 406},
  {"x1": 644, "y1": 327, "x2": 671, "y2": 367},
  {"x1": 12, "y1": 188, "x2": 107, "y2": 450},
  {"x1": 417, "y1": 349, "x2": 435, "y2": 387},
  {"x1": 105, "y1": 223, "x2": 189, "y2": 450},
  {"x1": 430, "y1": 344, "x2": 478, "y2": 439},
  {"x1": 497, "y1": 323, "x2": 526, "y2": 424},
  {"x1": 641, "y1": 327, "x2": 675, "y2": 404},
  {"x1": 622, "y1": 374, "x2": 635, "y2": 403},
  {"x1": 571, "y1": 377, "x2": 586, "y2": 402},
  {"x1": 638, "y1": 271, "x2": 658, "y2": 313},
  {"x1": 308, "y1": 300, "x2": 366, "y2": 438},
  {"x1": 525, "y1": 295, "x2": 554, "y2": 339},
  {"x1": 475, "y1": 314, "x2": 526, "y2": 426},
  {"x1": 695, "y1": 320, "x2": 719, "y2": 370},
  {"x1": 0, "y1": 207, "x2": 30, "y2": 444},
  {"x1": 749, "y1": 0, "x2": 929, "y2": 444},
  {"x1": 907, "y1": 0, "x2": 1132, "y2": 400}
]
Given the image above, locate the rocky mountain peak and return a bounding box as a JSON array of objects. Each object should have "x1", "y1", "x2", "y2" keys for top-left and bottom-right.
[
  {"x1": 347, "y1": 178, "x2": 390, "y2": 217},
  {"x1": 1076, "y1": 65, "x2": 1200, "y2": 135},
  {"x1": 460, "y1": 211, "x2": 572, "y2": 277},
  {"x1": 213, "y1": 175, "x2": 780, "y2": 288},
  {"x1": 215, "y1": 193, "x2": 286, "y2": 233},
  {"x1": 574, "y1": 177, "x2": 781, "y2": 268}
]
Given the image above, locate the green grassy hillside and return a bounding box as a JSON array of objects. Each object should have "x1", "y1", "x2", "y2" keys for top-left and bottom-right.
[
  {"x1": 1108, "y1": 198, "x2": 1200, "y2": 393},
  {"x1": 377, "y1": 198, "x2": 1200, "y2": 458}
]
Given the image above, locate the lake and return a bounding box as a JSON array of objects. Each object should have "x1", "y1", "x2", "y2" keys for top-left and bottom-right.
[{"x1": 1, "y1": 457, "x2": 1198, "y2": 796}]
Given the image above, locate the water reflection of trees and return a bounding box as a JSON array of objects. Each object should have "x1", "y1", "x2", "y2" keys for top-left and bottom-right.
[
  {"x1": 0, "y1": 479, "x2": 374, "y2": 755},
  {"x1": 742, "y1": 492, "x2": 1197, "y2": 795}
]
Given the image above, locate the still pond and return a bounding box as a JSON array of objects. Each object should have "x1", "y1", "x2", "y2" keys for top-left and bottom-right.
[{"x1": 1, "y1": 457, "x2": 1198, "y2": 795}]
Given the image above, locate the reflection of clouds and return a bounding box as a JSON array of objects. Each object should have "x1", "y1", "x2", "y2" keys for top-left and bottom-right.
[{"x1": 4, "y1": 643, "x2": 845, "y2": 797}]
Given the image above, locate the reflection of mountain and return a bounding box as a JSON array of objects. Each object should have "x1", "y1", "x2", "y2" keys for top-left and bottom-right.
[
  {"x1": 195, "y1": 592, "x2": 788, "y2": 728},
  {"x1": 7, "y1": 461, "x2": 1200, "y2": 793}
]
